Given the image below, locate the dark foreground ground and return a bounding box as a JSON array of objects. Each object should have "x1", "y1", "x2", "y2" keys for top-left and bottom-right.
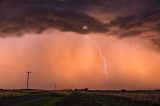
[{"x1": 0, "y1": 90, "x2": 160, "y2": 106}]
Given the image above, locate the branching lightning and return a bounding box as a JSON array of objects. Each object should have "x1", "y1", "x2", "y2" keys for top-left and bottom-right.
[{"x1": 84, "y1": 35, "x2": 109, "y2": 78}]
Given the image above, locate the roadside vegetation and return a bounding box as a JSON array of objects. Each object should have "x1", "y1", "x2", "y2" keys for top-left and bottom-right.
[{"x1": 0, "y1": 90, "x2": 28, "y2": 99}]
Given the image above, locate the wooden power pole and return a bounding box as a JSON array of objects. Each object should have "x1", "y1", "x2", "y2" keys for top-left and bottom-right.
[
  {"x1": 26, "y1": 72, "x2": 32, "y2": 89},
  {"x1": 54, "y1": 84, "x2": 57, "y2": 91}
]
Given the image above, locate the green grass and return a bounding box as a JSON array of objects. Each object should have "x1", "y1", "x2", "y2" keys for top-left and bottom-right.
[
  {"x1": 18, "y1": 96, "x2": 64, "y2": 106},
  {"x1": 18, "y1": 93, "x2": 65, "y2": 106}
]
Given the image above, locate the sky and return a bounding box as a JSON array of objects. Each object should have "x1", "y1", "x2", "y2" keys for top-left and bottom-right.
[{"x1": 0, "y1": 0, "x2": 160, "y2": 90}]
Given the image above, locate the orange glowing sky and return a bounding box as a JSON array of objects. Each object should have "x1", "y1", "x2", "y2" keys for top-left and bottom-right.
[
  {"x1": 0, "y1": 29, "x2": 160, "y2": 90},
  {"x1": 0, "y1": 0, "x2": 160, "y2": 90}
]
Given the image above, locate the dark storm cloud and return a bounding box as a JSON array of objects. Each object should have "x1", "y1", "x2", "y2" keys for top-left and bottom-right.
[
  {"x1": 0, "y1": 0, "x2": 108, "y2": 36},
  {"x1": 0, "y1": 0, "x2": 160, "y2": 43},
  {"x1": 99, "y1": 0, "x2": 160, "y2": 47},
  {"x1": 0, "y1": 8, "x2": 107, "y2": 34},
  {"x1": 108, "y1": 11, "x2": 160, "y2": 35}
]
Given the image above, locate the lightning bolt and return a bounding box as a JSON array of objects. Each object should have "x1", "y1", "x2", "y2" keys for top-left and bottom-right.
[{"x1": 84, "y1": 35, "x2": 109, "y2": 78}]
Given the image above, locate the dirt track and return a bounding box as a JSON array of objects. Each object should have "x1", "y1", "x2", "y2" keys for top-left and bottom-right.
[{"x1": 0, "y1": 94, "x2": 48, "y2": 106}]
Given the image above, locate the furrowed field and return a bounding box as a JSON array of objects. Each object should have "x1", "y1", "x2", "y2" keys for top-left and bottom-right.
[{"x1": 0, "y1": 89, "x2": 160, "y2": 106}]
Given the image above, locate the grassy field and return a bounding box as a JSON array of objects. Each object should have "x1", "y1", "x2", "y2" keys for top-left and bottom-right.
[
  {"x1": 0, "y1": 90, "x2": 160, "y2": 106},
  {"x1": 18, "y1": 93, "x2": 65, "y2": 106},
  {"x1": 94, "y1": 94, "x2": 160, "y2": 106}
]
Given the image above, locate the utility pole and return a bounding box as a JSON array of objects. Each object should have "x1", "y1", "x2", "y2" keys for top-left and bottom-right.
[
  {"x1": 26, "y1": 72, "x2": 32, "y2": 89},
  {"x1": 54, "y1": 84, "x2": 57, "y2": 91}
]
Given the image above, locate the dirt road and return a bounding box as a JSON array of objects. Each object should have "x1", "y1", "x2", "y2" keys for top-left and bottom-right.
[{"x1": 0, "y1": 94, "x2": 48, "y2": 106}]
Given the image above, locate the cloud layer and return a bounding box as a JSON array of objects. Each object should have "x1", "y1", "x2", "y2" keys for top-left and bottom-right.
[
  {"x1": 0, "y1": 0, "x2": 108, "y2": 36},
  {"x1": 0, "y1": 0, "x2": 160, "y2": 47}
]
